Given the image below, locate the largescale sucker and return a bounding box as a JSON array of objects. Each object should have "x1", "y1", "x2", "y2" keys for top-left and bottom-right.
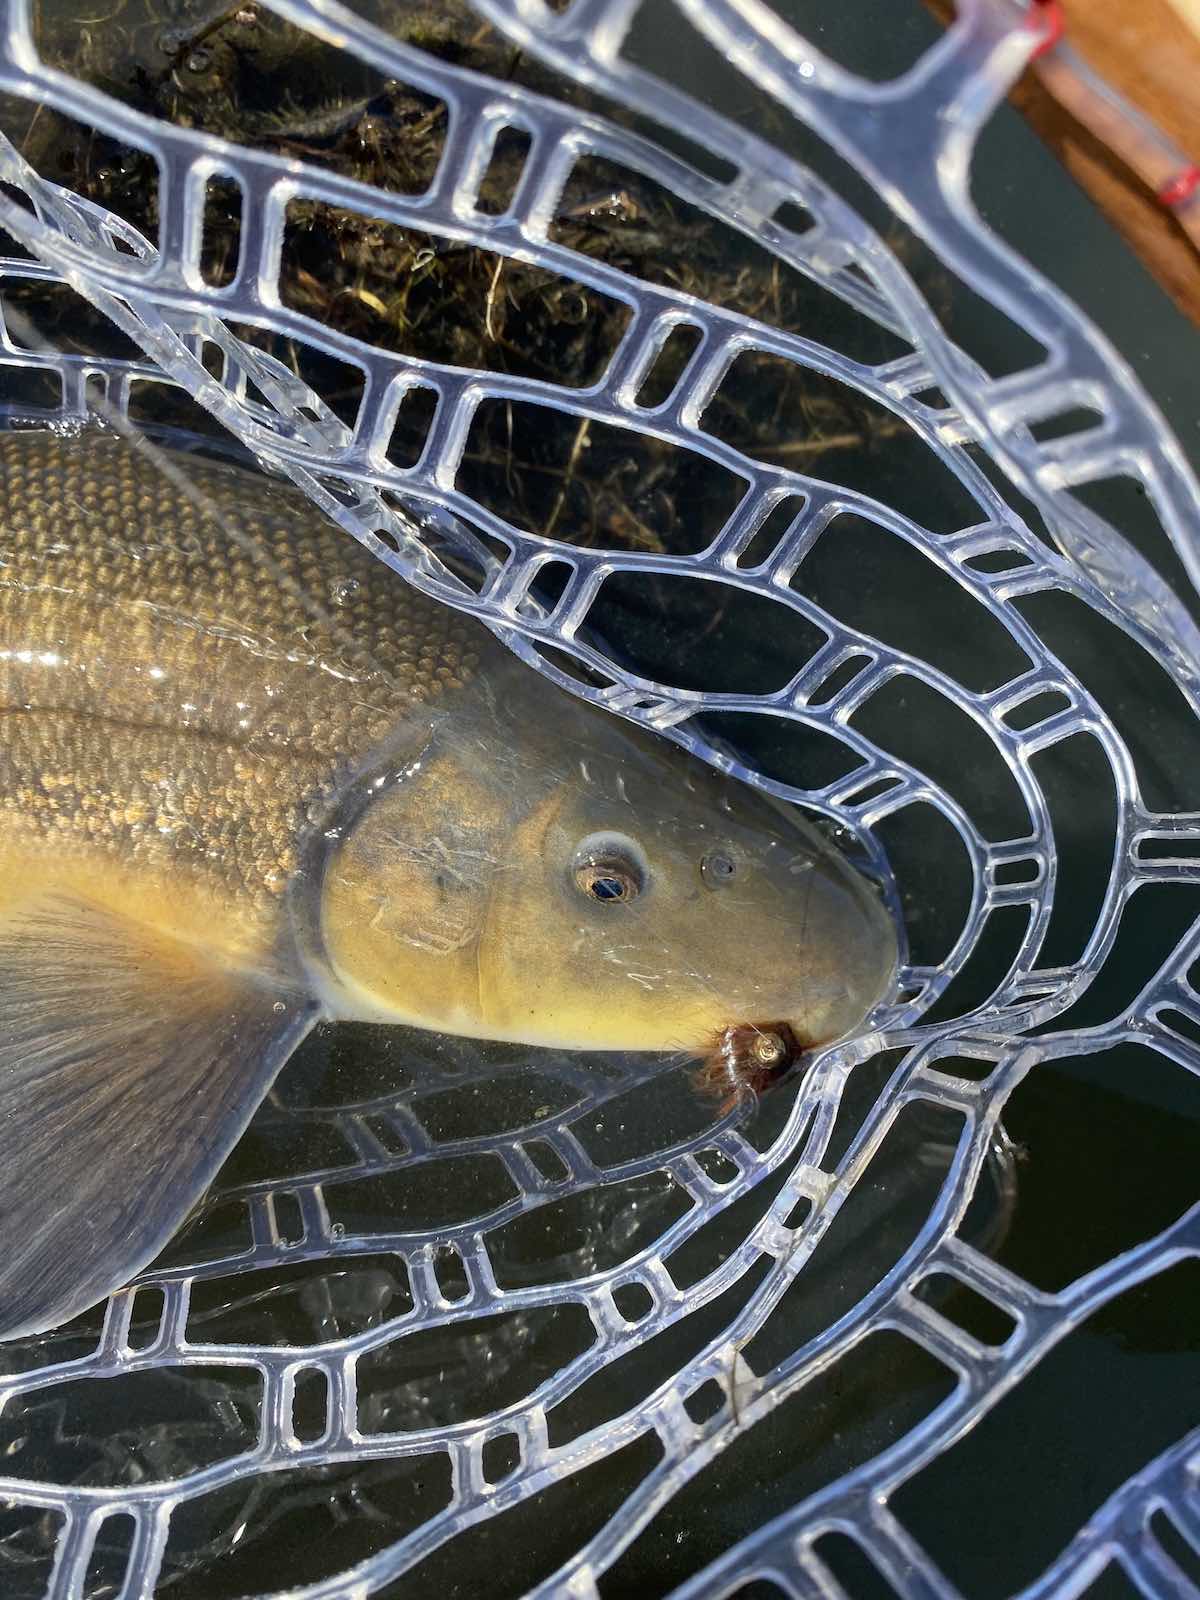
[{"x1": 0, "y1": 429, "x2": 897, "y2": 1339}]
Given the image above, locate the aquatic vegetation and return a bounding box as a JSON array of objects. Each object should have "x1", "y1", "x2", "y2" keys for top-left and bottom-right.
[
  {"x1": 0, "y1": 0, "x2": 1198, "y2": 1595},
  {"x1": 9, "y1": 0, "x2": 927, "y2": 559}
]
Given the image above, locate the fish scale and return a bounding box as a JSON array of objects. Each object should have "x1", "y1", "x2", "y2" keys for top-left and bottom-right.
[
  {"x1": 0, "y1": 426, "x2": 894, "y2": 1341},
  {"x1": 0, "y1": 428, "x2": 484, "y2": 908}
]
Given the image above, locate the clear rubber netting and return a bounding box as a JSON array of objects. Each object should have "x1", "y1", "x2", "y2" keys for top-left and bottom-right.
[{"x1": 0, "y1": 0, "x2": 1196, "y2": 1595}]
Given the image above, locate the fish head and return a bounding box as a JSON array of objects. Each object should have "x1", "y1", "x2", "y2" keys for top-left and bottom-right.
[
  {"x1": 317, "y1": 673, "x2": 898, "y2": 1066},
  {"x1": 472, "y1": 699, "x2": 899, "y2": 1060}
]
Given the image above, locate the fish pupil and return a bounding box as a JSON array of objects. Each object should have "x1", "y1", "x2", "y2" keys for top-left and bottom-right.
[{"x1": 589, "y1": 875, "x2": 628, "y2": 901}]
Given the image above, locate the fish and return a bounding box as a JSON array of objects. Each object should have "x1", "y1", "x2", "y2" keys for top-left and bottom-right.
[{"x1": 0, "y1": 428, "x2": 897, "y2": 1339}]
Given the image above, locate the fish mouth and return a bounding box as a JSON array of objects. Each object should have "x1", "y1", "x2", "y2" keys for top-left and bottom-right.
[{"x1": 690, "y1": 1019, "x2": 814, "y2": 1112}]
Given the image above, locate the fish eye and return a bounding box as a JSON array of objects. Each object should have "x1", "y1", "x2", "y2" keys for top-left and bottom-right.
[
  {"x1": 701, "y1": 849, "x2": 737, "y2": 888},
  {"x1": 572, "y1": 831, "x2": 647, "y2": 905}
]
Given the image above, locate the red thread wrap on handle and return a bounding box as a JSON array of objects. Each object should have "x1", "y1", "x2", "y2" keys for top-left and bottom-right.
[
  {"x1": 1158, "y1": 165, "x2": 1200, "y2": 209},
  {"x1": 1027, "y1": 0, "x2": 1065, "y2": 60}
]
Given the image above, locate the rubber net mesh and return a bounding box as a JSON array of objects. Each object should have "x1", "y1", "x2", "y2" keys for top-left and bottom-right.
[{"x1": 0, "y1": 0, "x2": 1197, "y2": 1595}]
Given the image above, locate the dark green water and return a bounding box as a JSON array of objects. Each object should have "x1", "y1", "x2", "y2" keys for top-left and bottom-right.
[{"x1": 0, "y1": 1, "x2": 1198, "y2": 1596}]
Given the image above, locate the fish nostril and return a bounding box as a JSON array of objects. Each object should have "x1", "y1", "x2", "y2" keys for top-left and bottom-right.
[{"x1": 701, "y1": 849, "x2": 737, "y2": 888}]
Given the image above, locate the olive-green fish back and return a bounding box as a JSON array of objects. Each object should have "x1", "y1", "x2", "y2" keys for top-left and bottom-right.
[
  {"x1": 0, "y1": 429, "x2": 492, "y2": 1339},
  {"x1": 0, "y1": 430, "x2": 486, "y2": 908}
]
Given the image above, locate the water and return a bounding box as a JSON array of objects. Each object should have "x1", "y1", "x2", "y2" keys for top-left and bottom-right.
[{"x1": 0, "y1": 0, "x2": 1198, "y2": 1595}]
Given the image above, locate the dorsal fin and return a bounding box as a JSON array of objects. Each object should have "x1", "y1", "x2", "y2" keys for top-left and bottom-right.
[{"x1": 0, "y1": 893, "x2": 317, "y2": 1339}]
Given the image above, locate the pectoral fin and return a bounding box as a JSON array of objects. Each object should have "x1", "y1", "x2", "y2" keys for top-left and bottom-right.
[{"x1": 0, "y1": 894, "x2": 317, "y2": 1340}]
